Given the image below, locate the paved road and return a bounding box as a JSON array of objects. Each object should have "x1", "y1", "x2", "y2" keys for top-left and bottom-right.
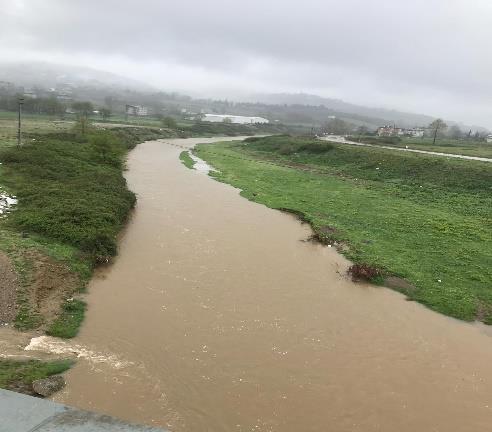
[
  {"x1": 0, "y1": 389, "x2": 166, "y2": 432},
  {"x1": 319, "y1": 136, "x2": 492, "y2": 163}
]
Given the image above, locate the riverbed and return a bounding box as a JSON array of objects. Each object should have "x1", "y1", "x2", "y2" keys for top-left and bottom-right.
[{"x1": 51, "y1": 137, "x2": 492, "y2": 432}]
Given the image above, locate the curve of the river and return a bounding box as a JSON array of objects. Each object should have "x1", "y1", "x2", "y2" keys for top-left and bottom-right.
[{"x1": 52, "y1": 137, "x2": 492, "y2": 432}]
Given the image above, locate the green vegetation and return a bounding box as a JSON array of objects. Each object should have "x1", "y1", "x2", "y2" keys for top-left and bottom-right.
[
  {"x1": 0, "y1": 359, "x2": 72, "y2": 395},
  {"x1": 47, "y1": 299, "x2": 86, "y2": 338},
  {"x1": 0, "y1": 114, "x2": 177, "y2": 393},
  {"x1": 196, "y1": 135, "x2": 492, "y2": 323},
  {"x1": 182, "y1": 120, "x2": 288, "y2": 137},
  {"x1": 1, "y1": 131, "x2": 136, "y2": 263},
  {"x1": 0, "y1": 113, "x2": 177, "y2": 339},
  {"x1": 179, "y1": 151, "x2": 195, "y2": 169},
  {"x1": 352, "y1": 135, "x2": 492, "y2": 159}
]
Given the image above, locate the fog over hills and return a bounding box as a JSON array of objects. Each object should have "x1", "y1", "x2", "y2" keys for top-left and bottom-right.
[
  {"x1": 245, "y1": 93, "x2": 436, "y2": 128},
  {"x1": 0, "y1": 61, "x2": 154, "y2": 91},
  {"x1": 0, "y1": 61, "x2": 488, "y2": 131}
]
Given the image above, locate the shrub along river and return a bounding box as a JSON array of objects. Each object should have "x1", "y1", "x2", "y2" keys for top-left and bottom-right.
[{"x1": 42, "y1": 137, "x2": 492, "y2": 431}]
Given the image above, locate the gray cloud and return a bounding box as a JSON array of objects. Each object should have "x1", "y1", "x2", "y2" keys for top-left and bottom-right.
[{"x1": 2, "y1": 0, "x2": 492, "y2": 127}]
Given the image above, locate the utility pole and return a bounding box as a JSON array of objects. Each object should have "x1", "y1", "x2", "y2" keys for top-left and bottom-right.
[{"x1": 17, "y1": 97, "x2": 24, "y2": 147}]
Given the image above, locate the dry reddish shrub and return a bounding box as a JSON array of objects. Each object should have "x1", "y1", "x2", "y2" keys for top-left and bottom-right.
[{"x1": 348, "y1": 264, "x2": 382, "y2": 281}]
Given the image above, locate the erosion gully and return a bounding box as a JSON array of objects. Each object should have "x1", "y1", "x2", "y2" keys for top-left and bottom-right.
[{"x1": 41, "y1": 137, "x2": 492, "y2": 431}]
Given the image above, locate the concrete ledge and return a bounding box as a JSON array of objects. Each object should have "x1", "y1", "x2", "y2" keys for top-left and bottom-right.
[{"x1": 0, "y1": 389, "x2": 167, "y2": 432}]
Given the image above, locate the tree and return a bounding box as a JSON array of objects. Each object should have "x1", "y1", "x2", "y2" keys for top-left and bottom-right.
[
  {"x1": 321, "y1": 118, "x2": 353, "y2": 135},
  {"x1": 429, "y1": 119, "x2": 447, "y2": 145},
  {"x1": 448, "y1": 125, "x2": 462, "y2": 140},
  {"x1": 72, "y1": 101, "x2": 94, "y2": 135},
  {"x1": 222, "y1": 117, "x2": 232, "y2": 124},
  {"x1": 99, "y1": 108, "x2": 111, "y2": 120},
  {"x1": 104, "y1": 96, "x2": 114, "y2": 111},
  {"x1": 72, "y1": 101, "x2": 93, "y2": 116},
  {"x1": 161, "y1": 116, "x2": 177, "y2": 129}
]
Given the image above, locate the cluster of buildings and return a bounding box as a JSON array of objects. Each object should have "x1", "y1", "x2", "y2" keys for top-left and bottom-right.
[
  {"x1": 0, "y1": 81, "x2": 75, "y2": 103},
  {"x1": 377, "y1": 125, "x2": 425, "y2": 138},
  {"x1": 125, "y1": 104, "x2": 148, "y2": 116},
  {"x1": 201, "y1": 114, "x2": 269, "y2": 124}
]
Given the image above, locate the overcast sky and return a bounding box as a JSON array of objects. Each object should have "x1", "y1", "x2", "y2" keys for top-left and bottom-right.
[{"x1": 2, "y1": 0, "x2": 492, "y2": 127}]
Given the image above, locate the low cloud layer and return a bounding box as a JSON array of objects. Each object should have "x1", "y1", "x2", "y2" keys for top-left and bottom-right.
[{"x1": 2, "y1": 0, "x2": 492, "y2": 127}]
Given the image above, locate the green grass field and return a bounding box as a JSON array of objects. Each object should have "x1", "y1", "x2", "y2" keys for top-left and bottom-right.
[
  {"x1": 352, "y1": 135, "x2": 492, "y2": 158},
  {"x1": 195, "y1": 135, "x2": 492, "y2": 323}
]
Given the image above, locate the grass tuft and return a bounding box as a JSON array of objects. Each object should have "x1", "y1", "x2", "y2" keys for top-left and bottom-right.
[
  {"x1": 46, "y1": 299, "x2": 86, "y2": 339},
  {"x1": 0, "y1": 359, "x2": 72, "y2": 395},
  {"x1": 179, "y1": 151, "x2": 195, "y2": 169}
]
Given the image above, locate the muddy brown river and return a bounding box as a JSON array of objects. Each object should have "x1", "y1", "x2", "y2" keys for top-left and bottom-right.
[{"x1": 50, "y1": 138, "x2": 492, "y2": 431}]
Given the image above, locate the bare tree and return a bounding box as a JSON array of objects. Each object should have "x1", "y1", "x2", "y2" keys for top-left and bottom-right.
[{"x1": 429, "y1": 119, "x2": 447, "y2": 145}]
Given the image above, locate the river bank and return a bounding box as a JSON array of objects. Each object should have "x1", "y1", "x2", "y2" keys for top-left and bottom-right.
[
  {"x1": 0, "y1": 126, "x2": 178, "y2": 393},
  {"x1": 195, "y1": 135, "x2": 492, "y2": 323}
]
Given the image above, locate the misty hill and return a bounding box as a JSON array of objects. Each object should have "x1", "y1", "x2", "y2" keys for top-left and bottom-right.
[
  {"x1": 0, "y1": 61, "x2": 153, "y2": 92},
  {"x1": 246, "y1": 93, "x2": 436, "y2": 128},
  {"x1": 0, "y1": 62, "x2": 486, "y2": 132}
]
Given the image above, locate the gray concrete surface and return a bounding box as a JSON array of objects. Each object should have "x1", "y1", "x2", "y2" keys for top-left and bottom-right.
[{"x1": 0, "y1": 389, "x2": 167, "y2": 432}]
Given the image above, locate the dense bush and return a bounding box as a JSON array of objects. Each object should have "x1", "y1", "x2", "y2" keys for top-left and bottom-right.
[
  {"x1": 245, "y1": 135, "x2": 334, "y2": 155},
  {"x1": 110, "y1": 127, "x2": 173, "y2": 149},
  {"x1": 0, "y1": 130, "x2": 137, "y2": 263}
]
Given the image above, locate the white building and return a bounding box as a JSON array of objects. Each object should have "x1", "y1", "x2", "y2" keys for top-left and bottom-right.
[
  {"x1": 405, "y1": 128, "x2": 425, "y2": 138},
  {"x1": 126, "y1": 105, "x2": 148, "y2": 116},
  {"x1": 486, "y1": 134, "x2": 492, "y2": 143},
  {"x1": 203, "y1": 114, "x2": 269, "y2": 124},
  {"x1": 377, "y1": 125, "x2": 424, "y2": 138}
]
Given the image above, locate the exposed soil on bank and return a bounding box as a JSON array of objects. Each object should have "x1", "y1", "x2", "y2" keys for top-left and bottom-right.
[
  {"x1": 0, "y1": 251, "x2": 18, "y2": 324},
  {"x1": 0, "y1": 249, "x2": 80, "y2": 364},
  {"x1": 26, "y1": 251, "x2": 80, "y2": 328}
]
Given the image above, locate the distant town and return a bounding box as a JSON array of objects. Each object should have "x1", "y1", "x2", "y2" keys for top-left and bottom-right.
[{"x1": 1, "y1": 78, "x2": 491, "y2": 142}]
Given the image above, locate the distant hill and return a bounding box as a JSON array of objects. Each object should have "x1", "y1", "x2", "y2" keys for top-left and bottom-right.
[
  {"x1": 0, "y1": 61, "x2": 154, "y2": 91},
  {"x1": 245, "y1": 93, "x2": 436, "y2": 128},
  {"x1": 0, "y1": 62, "x2": 486, "y2": 132}
]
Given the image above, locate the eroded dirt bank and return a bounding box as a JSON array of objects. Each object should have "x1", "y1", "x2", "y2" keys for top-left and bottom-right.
[{"x1": 47, "y1": 138, "x2": 492, "y2": 432}]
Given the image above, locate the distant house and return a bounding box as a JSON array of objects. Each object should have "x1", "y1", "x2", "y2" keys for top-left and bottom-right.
[
  {"x1": 202, "y1": 114, "x2": 269, "y2": 124},
  {"x1": 56, "y1": 91, "x2": 73, "y2": 102},
  {"x1": 405, "y1": 128, "x2": 425, "y2": 138},
  {"x1": 126, "y1": 105, "x2": 148, "y2": 116},
  {"x1": 486, "y1": 134, "x2": 492, "y2": 143},
  {"x1": 377, "y1": 125, "x2": 400, "y2": 137},
  {"x1": 377, "y1": 125, "x2": 424, "y2": 138},
  {"x1": 23, "y1": 88, "x2": 37, "y2": 99}
]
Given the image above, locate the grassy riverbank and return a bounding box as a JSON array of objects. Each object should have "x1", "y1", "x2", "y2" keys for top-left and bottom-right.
[
  {"x1": 195, "y1": 135, "x2": 492, "y2": 323},
  {"x1": 0, "y1": 124, "x2": 175, "y2": 336},
  {"x1": 0, "y1": 359, "x2": 72, "y2": 395},
  {"x1": 0, "y1": 123, "x2": 175, "y2": 394}
]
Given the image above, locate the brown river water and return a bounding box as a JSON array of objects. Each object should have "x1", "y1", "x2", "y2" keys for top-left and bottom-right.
[{"x1": 46, "y1": 138, "x2": 492, "y2": 431}]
